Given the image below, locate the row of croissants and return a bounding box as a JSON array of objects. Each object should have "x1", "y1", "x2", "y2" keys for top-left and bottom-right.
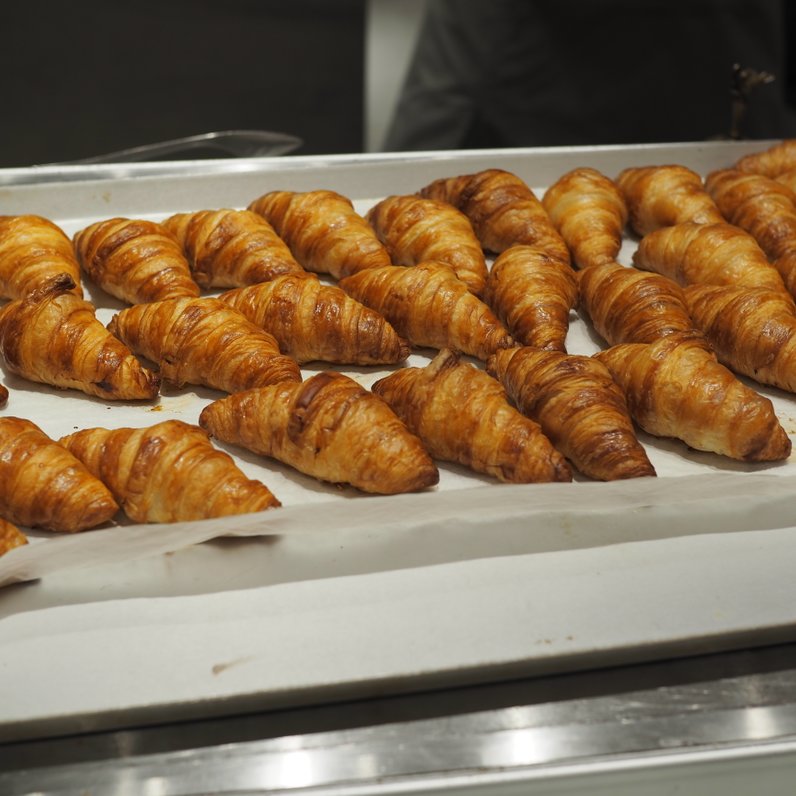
[{"x1": 3, "y1": 138, "x2": 796, "y2": 557}]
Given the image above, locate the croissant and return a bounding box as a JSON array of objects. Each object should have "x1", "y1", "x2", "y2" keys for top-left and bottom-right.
[
  {"x1": 338, "y1": 262, "x2": 514, "y2": 361},
  {"x1": 683, "y1": 283, "x2": 796, "y2": 392},
  {"x1": 73, "y1": 216, "x2": 200, "y2": 303},
  {"x1": 60, "y1": 420, "x2": 280, "y2": 523},
  {"x1": 0, "y1": 383, "x2": 7, "y2": 406},
  {"x1": 161, "y1": 208, "x2": 304, "y2": 289},
  {"x1": 616, "y1": 165, "x2": 724, "y2": 235},
  {"x1": 418, "y1": 168, "x2": 570, "y2": 264},
  {"x1": 487, "y1": 346, "x2": 655, "y2": 480},
  {"x1": 541, "y1": 167, "x2": 628, "y2": 269},
  {"x1": 482, "y1": 245, "x2": 577, "y2": 352},
  {"x1": 736, "y1": 139, "x2": 796, "y2": 177},
  {"x1": 220, "y1": 273, "x2": 409, "y2": 365},
  {"x1": 107, "y1": 296, "x2": 301, "y2": 393},
  {"x1": 0, "y1": 518, "x2": 28, "y2": 557},
  {"x1": 0, "y1": 214, "x2": 83, "y2": 299},
  {"x1": 199, "y1": 372, "x2": 439, "y2": 495},
  {"x1": 578, "y1": 262, "x2": 696, "y2": 345},
  {"x1": 705, "y1": 169, "x2": 796, "y2": 295},
  {"x1": 594, "y1": 332, "x2": 791, "y2": 462},
  {"x1": 248, "y1": 189, "x2": 392, "y2": 279},
  {"x1": 0, "y1": 274, "x2": 160, "y2": 400},
  {"x1": 371, "y1": 349, "x2": 572, "y2": 483},
  {"x1": 366, "y1": 194, "x2": 488, "y2": 295},
  {"x1": 0, "y1": 416, "x2": 119, "y2": 532},
  {"x1": 775, "y1": 168, "x2": 796, "y2": 195},
  {"x1": 633, "y1": 221, "x2": 790, "y2": 294}
]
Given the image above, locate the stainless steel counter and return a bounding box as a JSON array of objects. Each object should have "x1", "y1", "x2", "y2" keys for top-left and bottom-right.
[{"x1": 3, "y1": 641, "x2": 796, "y2": 795}]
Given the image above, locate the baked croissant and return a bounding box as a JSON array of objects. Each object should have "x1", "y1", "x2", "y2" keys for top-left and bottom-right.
[
  {"x1": 541, "y1": 167, "x2": 628, "y2": 270},
  {"x1": 60, "y1": 420, "x2": 280, "y2": 523},
  {"x1": 594, "y1": 331, "x2": 791, "y2": 462},
  {"x1": 199, "y1": 372, "x2": 439, "y2": 495},
  {"x1": 616, "y1": 165, "x2": 724, "y2": 236},
  {"x1": 482, "y1": 245, "x2": 577, "y2": 352},
  {"x1": 736, "y1": 139, "x2": 796, "y2": 177},
  {"x1": 371, "y1": 349, "x2": 572, "y2": 483},
  {"x1": 0, "y1": 214, "x2": 83, "y2": 299},
  {"x1": 0, "y1": 274, "x2": 160, "y2": 400},
  {"x1": 0, "y1": 416, "x2": 119, "y2": 532},
  {"x1": 161, "y1": 208, "x2": 304, "y2": 289},
  {"x1": 487, "y1": 346, "x2": 655, "y2": 480},
  {"x1": 683, "y1": 283, "x2": 796, "y2": 392},
  {"x1": 0, "y1": 383, "x2": 7, "y2": 406},
  {"x1": 220, "y1": 273, "x2": 410, "y2": 365},
  {"x1": 705, "y1": 169, "x2": 796, "y2": 294},
  {"x1": 775, "y1": 168, "x2": 796, "y2": 195},
  {"x1": 338, "y1": 262, "x2": 515, "y2": 361},
  {"x1": 248, "y1": 189, "x2": 391, "y2": 279},
  {"x1": 0, "y1": 518, "x2": 28, "y2": 557},
  {"x1": 366, "y1": 194, "x2": 488, "y2": 295},
  {"x1": 418, "y1": 168, "x2": 570, "y2": 264},
  {"x1": 634, "y1": 221, "x2": 790, "y2": 294},
  {"x1": 578, "y1": 262, "x2": 696, "y2": 345},
  {"x1": 107, "y1": 297, "x2": 301, "y2": 393},
  {"x1": 73, "y1": 216, "x2": 200, "y2": 303}
]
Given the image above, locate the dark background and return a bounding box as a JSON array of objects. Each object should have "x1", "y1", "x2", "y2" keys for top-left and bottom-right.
[{"x1": 0, "y1": 1, "x2": 365, "y2": 166}]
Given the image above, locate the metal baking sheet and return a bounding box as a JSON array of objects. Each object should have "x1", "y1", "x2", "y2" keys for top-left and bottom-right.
[{"x1": 2, "y1": 141, "x2": 796, "y2": 741}]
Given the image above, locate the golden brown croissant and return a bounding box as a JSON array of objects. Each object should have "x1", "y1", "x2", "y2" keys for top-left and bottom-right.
[
  {"x1": 107, "y1": 296, "x2": 301, "y2": 393},
  {"x1": 418, "y1": 168, "x2": 570, "y2": 264},
  {"x1": 683, "y1": 283, "x2": 796, "y2": 392},
  {"x1": 0, "y1": 416, "x2": 119, "y2": 532},
  {"x1": 199, "y1": 372, "x2": 439, "y2": 495},
  {"x1": 60, "y1": 420, "x2": 280, "y2": 523},
  {"x1": 220, "y1": 273, "x2": 409, "y2": 365},
  {"x1": 0, "y1": 517, "x2": 28, "y2": 557},
  {"x1": 161, "y1": 208, "x2": 304, "y2": 289},
  {"x1": 0, "y1": 214, "x2": 83, "y2": 300},
  {"x1": 338, "y1": 262, "x2": 514, "y2": 361},
  {"x1": 541, "y1": 167, "x2": 628, "y2": 269},
  {"x1": 616, "y1": 165, "x2": 724, "y2": 235},
  {"x1": 594, "y1": 331, "x2": 791, "y2": 462},
  {"x1": 366, "y1": 194, "x2": 489, "y2": 295},
  {"x1": 736, "y1": 139, "x2": 796, "y2": 177},
  {"x1": 487, "y1": 346, "x2": 655, "y2": 480},
  {"x1": 775, "y1": 168, "x2": 796, "y2": 194},
  {"x1": 482, "y1": 245, "x2": 577, "y2": 352},
  {"x1": 634, "y1": 221, "x2": 790, "y2": 294},
  {"x1": 73, "y1": 216, "x2": 200, "y2": 303},
  {"x1": 0, "y1": 274, "x2": 160, "y2": 400},
  {"x1": 372, "y1": 349, "x2": 572, "y2": 483},
  {"x1": 578, "y1": 262, "x2": 696, "y2": 345},
  {"x1": 248, "y1": 189, "x2": 392, "y2": 279}
]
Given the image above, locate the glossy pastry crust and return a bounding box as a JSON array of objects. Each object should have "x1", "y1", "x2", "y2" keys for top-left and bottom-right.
[
  {"x1": 0, "y1": 416, "x2": 119, "y2": 532},
  {"x1": 248, "y1": 189, "x2": 392, "y2": 279},
  {"x1": 578, "y1": 262, "x2": 696, "y2": 346},
  {"x1": 338, "y1": 262, "x2": 515, "y2": 361},
  {"x1": 487, "y1": 346, "x2": 655, "y2": 481},
  {"x1": 616, "y1": 165, "x2": 724, "y2": 236},
  {"x1": 199, "y1": 372, "x2": 439, "y2": 495},
  {"x1": 542, "y1": 167, "x2": 628, "y2": 270},
  {"x1": 419, "y1": 168, "x2": 570, "y2": 264},
  {"x1": 594, "y1": 331, "x2": 791, "y2": 462},
  {"x1": 73, "y1": 217, "x2": 200, "y2": 303},
  {"x1": 220, "y1": 273, "x2": 410, "y2": 365},
  {"x1": 482, "y1": 245, "x2": 577, "y2": 352},
  {"x1": 366, "y1": 194, "x2": 488, "y2": 295},
  {"x1": 372, "y1": 349, "x2": 572, "y2": 484},
  {"x1": 60, "y1": 419, "x2": 280, "y2": 523},
  {"x1": 736, "y1": 139, "x2": 796, "y2": 177},
  {"x1": 162, "y1": 208, "x2": 304, "y2": 289},
  {"x1": 0, "y1": 517, "x2": 28, "y2": 557},
  {"x1": 107, "y1": 296, "x2": 301, "y2": 393},
  {"x1": 0, "y1": 274, "x2": 160, "y2": 400},
  {"x1": 0, "y1": 214, "x2": 82, "y2": 300}
]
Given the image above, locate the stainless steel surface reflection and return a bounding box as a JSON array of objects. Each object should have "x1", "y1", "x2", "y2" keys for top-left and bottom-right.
[{"x1": 2, "y1": 643, "x2": 796, "y2": 795}]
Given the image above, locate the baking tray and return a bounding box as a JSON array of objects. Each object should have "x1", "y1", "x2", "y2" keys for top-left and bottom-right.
[{"x1": 2, "y1": 141, "x2": 796, "y2": 742}]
